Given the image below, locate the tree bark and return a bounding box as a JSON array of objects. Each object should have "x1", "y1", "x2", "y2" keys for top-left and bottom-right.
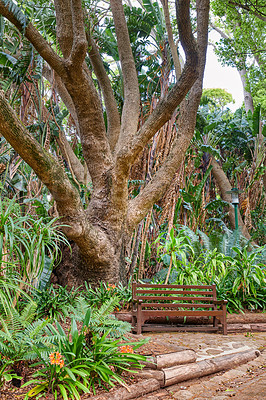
[
  {"x1": 211, "y1": 158, "x2": 251, "y2": 239},
  {"x1": 239, "y1": 67, "x2": 254, "y2": 113}
]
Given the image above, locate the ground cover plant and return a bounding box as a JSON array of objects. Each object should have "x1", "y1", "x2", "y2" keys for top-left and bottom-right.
[{"x1": 0, "y1": 280, "x2": 148, "y2": 399}]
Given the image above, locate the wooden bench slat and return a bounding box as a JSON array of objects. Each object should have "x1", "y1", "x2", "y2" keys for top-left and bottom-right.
[
  {"x1": 141, "y1": 303, "x2": 215, "y2": 309},
  {"x1": 135, "y1": 284, "x2": 215, "y2": 289},
  {"x1": 136, "y1": 296, "x2": 214, "y2": 302},
  {"x1": 141, "y1": 310, "x2": 223, "y2": 317},
  {"x1": 141, "y1": 325, "x2": 219, "y2": 332},
  {"x1": 136, "y1": 290, "x2": 214, "y2": 295}
]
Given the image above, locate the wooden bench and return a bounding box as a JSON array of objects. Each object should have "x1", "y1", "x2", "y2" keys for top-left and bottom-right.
[{"x1": 132, "y1": 282, "x2": 227, "y2": 335}]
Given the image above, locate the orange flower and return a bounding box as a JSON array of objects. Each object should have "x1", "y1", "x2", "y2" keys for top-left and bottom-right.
[
  {"x1": 108, "y1": 284, "x2": 116, "y2": 289},
  {"x1": 49, "y1": 352, "x2": 64, "y2": 368},
  {"x1": 119, "y1": 345, "x2": 134, "y2": 354}
]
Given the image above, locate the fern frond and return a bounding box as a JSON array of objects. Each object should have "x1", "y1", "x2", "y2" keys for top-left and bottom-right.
[
  {"x1": 20, "y1": 301, "x2": 37, "y2": 327},
  {"x1": 93, "y1": 296, "x2": 120, "y2": 321}
]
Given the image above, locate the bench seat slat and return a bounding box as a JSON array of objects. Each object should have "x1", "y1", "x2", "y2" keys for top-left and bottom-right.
[
  {"x1": 140, "y1": 302, "x2": 215, "y2": 309},
  {"x1": 140, "y1": 310, "x2": 223, "y2": 317}
]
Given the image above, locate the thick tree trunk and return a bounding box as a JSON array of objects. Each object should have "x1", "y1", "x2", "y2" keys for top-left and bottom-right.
[{"x1": 54, "y1": 240, "x2": 124, "y2": 288}]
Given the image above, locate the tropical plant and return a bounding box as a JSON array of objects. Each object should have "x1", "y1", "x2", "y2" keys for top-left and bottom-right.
[
  {"x1": 154, "y1": 228, "x2": 194, "y2": 284},
  {"x1": 0, "y1": 300, "x2": 50, "y2": 366},
  {"x1": 220, "y1": 246, "x2": 266, "y2": 304},
  {"x1": 0, "y1": 197, "x2": 70, "y2": 290},
  {"x1": 23, "y1": 351, "x2": 91, "y2": 400},
  {"x1": 24, "y1": 309, "x2": 147, "y2": 398},
  {"x1": 85, "y1": 280, "x2": 132, "y2": 311},
  {"x1": 0, "y1": 359, "x2": 21, "y2": 388},
  {"x1": 34, "y1": 284, "x2": 80, "y2": 320},
  {"x1": 68, "y1": 297, "x2": 132, "y2": 338}
]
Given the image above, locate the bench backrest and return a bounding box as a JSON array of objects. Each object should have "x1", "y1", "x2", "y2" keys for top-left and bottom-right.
[{"x1": 132, "y1": 282, "x2": 217, "y2": 308}]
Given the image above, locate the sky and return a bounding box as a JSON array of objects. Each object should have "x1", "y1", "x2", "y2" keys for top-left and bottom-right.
[{"x1": 203, "y1": 33, "x2": 244, "y2": 111}]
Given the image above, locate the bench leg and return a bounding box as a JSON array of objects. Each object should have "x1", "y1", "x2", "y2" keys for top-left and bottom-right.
[
  {"x1": 137, "y1": 319, "x2": 142, "y2": 335},
  {"x1": 213, "y1": 316, "x2": 218, "y2": 329},
  {"x1": 137, "y1": 304, "x2": 142, "y2": 335},
  {"x1": 222, "y1": 305, "x2": 227, "y2": 335}
]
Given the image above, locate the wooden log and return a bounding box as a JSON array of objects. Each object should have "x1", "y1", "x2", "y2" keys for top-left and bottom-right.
[
  {"x1": 114, "y1": 312, "x2": 132, "y2": 323},
  {"x1": 134, "y1": 369, "x2": 165, "y2": 386},
  {"x1": 227, "y1": 312, "x2": 266, "y2": 324},
  {"x1": 82, "y1": 378, "x2": 160, "y2": 400},
  {"x1": 156, "y1": 350, "x2": 196, "y2": 370},
  {"x1": 163, "y1": 349, "x2": 260, "y2": 387},
  {"x1": 141, "y1": 356, "x2": 157, "y2": 369},
  {"x1": 251, "y1": 323, "x2": 266, "y2": 332}
]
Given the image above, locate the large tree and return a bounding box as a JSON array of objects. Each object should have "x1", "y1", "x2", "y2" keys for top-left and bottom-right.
[{"x1": 0, "y1": 0, "x2": 210, "y2": 286}]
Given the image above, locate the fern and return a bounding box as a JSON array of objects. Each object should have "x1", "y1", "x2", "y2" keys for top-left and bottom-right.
[
  {"x1": 0, "y1": 300, "x2": 49, "y2": 362},
  {"x1": 69, "y1": 297, "x2": 132, "y2": 338}
]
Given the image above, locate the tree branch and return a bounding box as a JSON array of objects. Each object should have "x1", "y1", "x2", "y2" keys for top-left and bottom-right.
[
  {"x1": 160, "y1": 0, "x2": 182, "y2": 78},
  {"x1": 0, "y1": 93, "x2": 87, "y2": 240},
  {"x1": 211, "y1": 158, "x2": 251, "y2": 239},
  {"x1": 110, "y1": 0, "x2": 140, "y2": 147},
  {"x1": 43, "y1": 65, "x2": 80, "y2": 130},
  {"x1": 0, "y1": 0, "x2": 66, "y2": 78},
  {"x1": 68, "y1": 0, "x2": 87, "y2": 68},
  {"x1": 210, "y1": 23, "x2": 230, "y2": 39},
  {"x1": 62, "y1": 67, "x2": 113, "y2": 188},
  {"x1": 228, "y1": 1, "x2": 266, "y2": 21},
  {"x1": 54, "y1": 0, "x2": 73, "y2": 58},
  {"x1": 116, "y1": 0, "x2": 199, "y2": 174},
  {"x1": 127, "y1": 0, "x2": 210, "y2": 230},
  {"x1": 87, "y1": 35, "x2": 121, "y2": 151}
]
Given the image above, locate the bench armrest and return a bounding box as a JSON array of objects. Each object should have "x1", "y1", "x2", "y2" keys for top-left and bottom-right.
[{"x1": 213, "y1": 300, "x2": 228, "y2": 305}]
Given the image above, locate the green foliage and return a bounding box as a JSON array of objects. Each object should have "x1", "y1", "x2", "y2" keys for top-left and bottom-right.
[
  {"x1": 202, "y1": 88, "x2": 234, "y2": 109},
  {"x1": 217, "y1": 245, "x2": 266, "y2": 311},
  {"x1": 154, "y1": 227, "x2": 195, "y2": 284},
  {"x1": 0, "y1": 197, "x2": 70, "y2": 289},
  {"x1": 69, "y1": 296, "x2": 132, "y2": 338},
  {"x1": 0, "y1": 299, "x2": 49, "y2": 365},
  {"x1": 152, "y1": 227, "x2": 266, "y2": 312},
  {"x1": 2, "y1": 0, "x2": 28, "y2": 32},
  {"x1": 34, "y1": 285, "x2": 80, "y2": 320},
  {"x1": 85, "y1": 280, "x2": 132, "y2": 311},
  {"x1": 211, "y1": 0, "x2": 266, "y2": 115},
  {"x1": 0, "y1": 360, "x2": 21, "y2": 388},
  {"x1": 23, "y1": 310, "x2": 147, "y2": 398}
]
